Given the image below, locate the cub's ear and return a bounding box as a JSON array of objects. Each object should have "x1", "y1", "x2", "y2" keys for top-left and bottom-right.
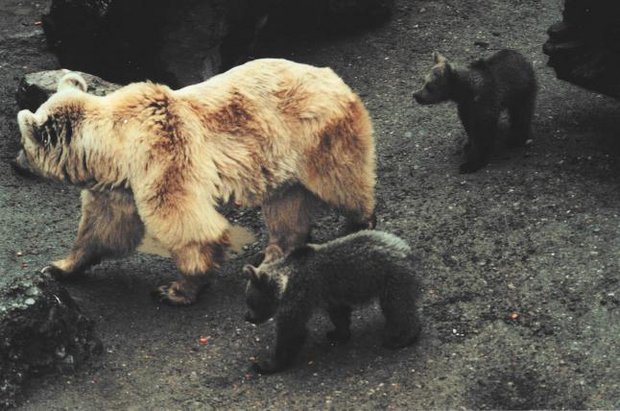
[
  {"x1": 264, "y1": 244, "x2": 284, "y2": 263},
  {"x1": 57, "y1": 72, "x2": 87, "y2": 93},
  {"x1": 243, "y1": 264, "x2": 259, "y2": 281},
  {"x1": 433, "y1": 51, "x2": 448, "y2": 65},
  {"x1": 288, "y1": 245, "x2": 315, "y2": 261}
]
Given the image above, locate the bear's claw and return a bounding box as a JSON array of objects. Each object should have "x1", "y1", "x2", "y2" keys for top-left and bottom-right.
[
  {"x1": 41, "y1": 265, "x2": 73, "y2": 280},
  {"x1": 152, "y1": 282, "x2": 197, "y2": 306}
]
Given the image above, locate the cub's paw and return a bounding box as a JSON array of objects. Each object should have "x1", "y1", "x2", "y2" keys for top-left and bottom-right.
[
  {"x1": 326, "y1": 329, "x2": 351, "y2": 344},
  {"x1": 250, "y1": 358, "x2": 283, "y2": 375},
  {"x1": 41, "y1": 265, "x2": 77, "y2": 280},
  {"x1": 152, "y1": 281, "x2": 198, "y2": 306},
  {"x1": 459, "y1": 160, "x2": 487, "y2": 174},
  {"x1": 382, "y1": 330, "x2": 420, "y2": 350},
  {"x1": 248, "y1": 251, "x2": 266, "y2": 267}
]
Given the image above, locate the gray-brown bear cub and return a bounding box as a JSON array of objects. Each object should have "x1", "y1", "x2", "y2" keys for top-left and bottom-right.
[
  {"x1": 413, "y1": 49, "x2": 537, "y2": 173},
  {"x1": 243, "y1": 230, "x2": 421, "y2": 374}
]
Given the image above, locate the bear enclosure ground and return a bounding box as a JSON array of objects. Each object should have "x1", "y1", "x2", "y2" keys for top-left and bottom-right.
[{"x1": 0, "y1": 0, "x2": 619, "y2": 409}]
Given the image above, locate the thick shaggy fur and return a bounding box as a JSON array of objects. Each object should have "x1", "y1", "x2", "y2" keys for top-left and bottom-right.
[
  {"x1": 413, "y1": 49, "x2": 537, "y2": 173},
  {"x1": 244, "y1": 230, "x2": 421, "y2": 374},
  {"x1": 16, "y1": 59, "x2": 376, "y2": 305}
]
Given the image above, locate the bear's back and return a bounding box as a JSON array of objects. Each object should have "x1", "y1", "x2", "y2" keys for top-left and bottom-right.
[
  {"x1": 475, "y1": 50, "x2": 536, "y2": 104},
  {"x1": 175, "y1": 58, "x2": 357, "y2": 120},
  {"x1": 301, "y1": 231, "x2": 414, "y2": 305}
]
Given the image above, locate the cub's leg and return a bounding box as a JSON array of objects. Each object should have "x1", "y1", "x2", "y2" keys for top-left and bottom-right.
[
  {"x1": 326, "y1": 304, "x2": 352, "y2": 343},
  {"x1": 459, "y1": 115, "x2": 498, "y2": 174},
  {"x1": 262, "y1": 184, "x2": 318, "y2": 253},
  {"x1": 252, "y1": 307, "x2": 311, "y2": 374},
  {"x1": 42, "y1": 190, "x2": 144, "y2": 279},
  {"x1": 507, "y1": 93, "x2": 536, "y2": 147},
  {"x1": 379, "y1": 279, "x2": 421, "y2": 349}
]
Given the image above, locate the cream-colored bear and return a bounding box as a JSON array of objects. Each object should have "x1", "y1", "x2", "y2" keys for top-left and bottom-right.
[{"x1": 15, "y1": 59, "x2": 376, "y2": 305}]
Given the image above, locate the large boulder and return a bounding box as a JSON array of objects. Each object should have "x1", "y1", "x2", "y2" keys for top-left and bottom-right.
[
  {"x1": 543, "y1": 0, "x2": 620, "y2": 98},
  {"x1": 40, "y1": 0, "x2": 394, "y2": 87},
  {"x1": 0, "y1": 273, "x2": 101, "y2": 408}
]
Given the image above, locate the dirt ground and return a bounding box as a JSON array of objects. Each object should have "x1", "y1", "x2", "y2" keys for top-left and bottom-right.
[{"x1": 1, "y1": 0, "x2": 619, "y2": 409}]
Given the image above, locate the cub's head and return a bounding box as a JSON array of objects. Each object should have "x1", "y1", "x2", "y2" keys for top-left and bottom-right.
[
  {"x1": 243, "y1": 245, "x2": 287, "y2": 324},
  {"x1": 14, "y1": 72, "x2": 91, "y2": 183},
  {"x1": 413, "y1": 51, "x2": 454, "y2": 105}
]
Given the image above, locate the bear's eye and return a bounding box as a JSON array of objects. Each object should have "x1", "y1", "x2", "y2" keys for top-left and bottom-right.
[{"x1": 33, "y1": 126, "x2": 50, "y2": 147}]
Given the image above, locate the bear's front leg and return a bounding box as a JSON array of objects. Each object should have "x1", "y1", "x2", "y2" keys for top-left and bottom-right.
[
  {"x1": 154, "y1": 238, "x2": 229, "y2": 305},
  {"x1": 134, "y1": 174, "x2": 232, "y2": 305},
  {"x1": 42, "y1": 190, "x2": 144, "y2": 279},
  {"x1": 460, "y1": 120, "x2": 497, "y2": 174},
  {"x1": 252, "y1": 318, "x2": 308, "y2": 374},
  {"x1": 326, "y1": 304, "x2": 352, "y2": 343}
]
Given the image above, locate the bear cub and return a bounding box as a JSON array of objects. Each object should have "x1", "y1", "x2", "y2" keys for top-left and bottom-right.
[
  {"x1": 244, "y1": 230, "x2": 421, "y2": 374},
  {"x1": 413, "y1": 49, "x2": 537, "y2": 173}
]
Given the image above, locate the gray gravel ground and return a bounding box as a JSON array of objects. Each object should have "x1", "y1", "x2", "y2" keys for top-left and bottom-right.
[{"x1": 0, "y1": 0, "x2": 619, "y2": 409}]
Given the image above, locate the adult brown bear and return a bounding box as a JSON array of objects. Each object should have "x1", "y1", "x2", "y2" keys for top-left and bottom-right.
[{"x1": 15, "y1": 59, "x2": 376, "y2": 305}]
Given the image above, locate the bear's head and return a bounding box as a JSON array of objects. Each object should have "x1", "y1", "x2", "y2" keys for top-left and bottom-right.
[
  {"x1": 243, "y1": 244, "x2": 288, "y2": 324},
  {"x1": 15, "y1": 72, "x2": 94, "y2": 184},
  {"x1": 413, "y1": 51, "x2": 454, "y2": 105}
]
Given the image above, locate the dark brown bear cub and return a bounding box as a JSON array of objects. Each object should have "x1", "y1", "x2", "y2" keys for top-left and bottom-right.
[
  {"x1": 244, "y1": 230, "x2": 421, "y2": 374},
  {"x1": 413, "y1": 49, "x2": 537, "y2": 173}
]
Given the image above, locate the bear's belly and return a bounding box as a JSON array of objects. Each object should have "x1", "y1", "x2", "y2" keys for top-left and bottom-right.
[{"x1": 136, "y1": 224, "x2": 256, "y2": 258}]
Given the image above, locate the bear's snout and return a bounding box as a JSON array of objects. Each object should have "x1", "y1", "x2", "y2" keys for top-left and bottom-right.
[{"x1": 11, "y1": 149, "x2": 37, "y2": 178}]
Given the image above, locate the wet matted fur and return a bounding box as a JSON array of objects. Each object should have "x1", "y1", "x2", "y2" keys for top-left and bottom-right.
[{"x1": 16, "y1": 59, "x2": 376, "y2": 305}]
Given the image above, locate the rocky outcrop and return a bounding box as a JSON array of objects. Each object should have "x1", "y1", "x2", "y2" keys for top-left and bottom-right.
[
  {"x1": 543, "y1": 0, "x2": 620, "y2": 98},
  {"x1": 0, "y1": 273, "x2": 101, "y2": 408},
  {"x1": 16, "y1": 69, "x2": 122, "y2": 112}
]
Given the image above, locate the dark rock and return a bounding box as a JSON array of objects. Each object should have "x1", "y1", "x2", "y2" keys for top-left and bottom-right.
[
  {"x1": 0, "y1": 273, "x2": 101, "y2": 408},
  {"x1": 41, "y1": 0, "x2": 394, "y2": 87},
  {"x1": 16, "y1": 69, "x2": 122, "y2": 111},
  {"x1": 41, "y1": 0, "x2": 247, "y2": 86},
  {"x1": 543, "y1": 0, "x2": 620, "y2": 98}
]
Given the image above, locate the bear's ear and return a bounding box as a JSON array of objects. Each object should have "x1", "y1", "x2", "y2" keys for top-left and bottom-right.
[
  {"x1": 57, "y1": 72, "x2": 87, "y2": 93},
  {"x1": 288, "y1": 245, "x2": 315, "y2": 261},
  {"x1": 243, "y1": 264, "x2": 260, "y2": 281},
  {"x1": 264, "y1": 244, "x2": 284, "y2": 263},
  {"x1": 433, "y1": 51, "x2": 448, "y2": 66}
]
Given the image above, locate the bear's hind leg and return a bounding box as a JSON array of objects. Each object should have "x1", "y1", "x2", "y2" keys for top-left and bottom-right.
[
  {"x1": 459, "y1": 116, "x2": 498, "y2": 174},
  {"x1": 507, "y1": 93, "x2": 536, "y2": 147},
  {"x1": 326, "y1": 304, "x2": 352, "y2": 343},
  {"x1": 379, "y1": 280, "x2": 421, "y2": 349},
  {"x1": 301, "y1": 161, "x2": 376, "y2": 233},
  {"x1": 42, "y1": 190, "x2": 144, "y2": 279}
]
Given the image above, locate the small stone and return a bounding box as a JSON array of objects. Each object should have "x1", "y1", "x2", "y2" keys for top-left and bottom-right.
[{"x1": 24, "y1": 298, "x2": 36, "y2": 306}]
